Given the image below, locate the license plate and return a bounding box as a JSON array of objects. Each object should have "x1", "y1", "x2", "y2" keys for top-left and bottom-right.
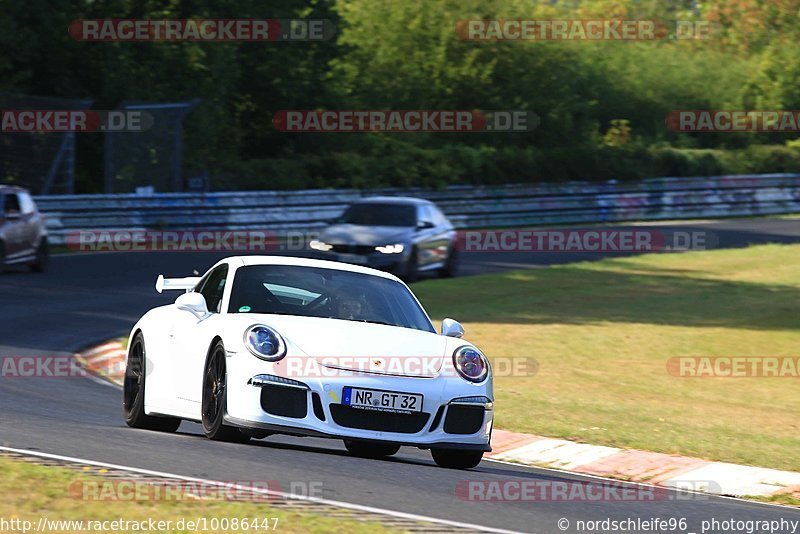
[
  {"x1": 338, "y1": 253, "x2": 367, "y2": 264},
  {"x1": 342, "y1": 386, "x2": 423, "y2": 414}
]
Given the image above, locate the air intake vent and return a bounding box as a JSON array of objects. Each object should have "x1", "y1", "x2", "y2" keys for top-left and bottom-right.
[{"x1": 312, "y1": 392, "x2": 326, "y2": 421}]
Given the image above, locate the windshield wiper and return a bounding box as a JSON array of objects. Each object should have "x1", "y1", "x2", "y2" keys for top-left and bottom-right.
[{"x1": 357, "y1": 319, "x2": 397, "y2": 327}]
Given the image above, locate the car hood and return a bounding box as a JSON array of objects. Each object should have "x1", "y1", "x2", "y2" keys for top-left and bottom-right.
[
  {"x1": 320, "y1": 224, "x2": 413, "y2": 246},
  {"x1": 239, "y1": 314, "x2": 447, "y2": 377}
]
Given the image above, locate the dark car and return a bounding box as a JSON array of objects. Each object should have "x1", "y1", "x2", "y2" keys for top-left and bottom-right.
[
  {"x1": 309, "y1": 197, "x2": 458, "y2": 281},
  {"x1": 0, "y1": 186, "x2": 49, "y2": 272}
]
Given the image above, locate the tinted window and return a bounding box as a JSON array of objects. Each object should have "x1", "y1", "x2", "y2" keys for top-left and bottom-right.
[
  {"x1": 18, "y1": 193, "x2": 35, "y2": 215},
  {"x1": 340, "y1": 203, "x2": 416, "y2": 227},
  {"x1": 197, "y1": 265, "x2": 228, "y2": 313},
  {"x1": 418, "y1": 204, "x2": 435, "y2": 224},
  {"x1": 431, "y1": 205, "x2": 448, "y2": 225},
  {"x1": 3, "y1": 193, "x2": 20, "y2": 215},
  {"x1": 229, "y1": 265, "x2": 434, "y2": 333}
]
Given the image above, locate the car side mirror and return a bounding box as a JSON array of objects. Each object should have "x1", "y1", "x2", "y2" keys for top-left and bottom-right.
[
  {"x1": 441, "y1": 318, "x2": 464, "y2": 338},
  {"x1": 176, "y1": 292, "x2": 209, "y2": 319},
  {"x1": 417, "y1": 220, "x2": 434, "y2": 230}
]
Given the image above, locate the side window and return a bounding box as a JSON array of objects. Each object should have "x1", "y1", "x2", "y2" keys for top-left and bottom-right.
[
  {"x1": 197, "y1": 265, "x2": 228, "y2": 313},
  {"x1": 17, "y1": 193, "x2": 35, "y2": 215},
  {"x1": 431, "y1": 205, "x2": 447, "y2": 225},
  {"x1": 418, "y1": 204, "x2": 435, "y2": 225},
  {"x1": 4, "y1": 193, "x2": 20, "y2": 215}
]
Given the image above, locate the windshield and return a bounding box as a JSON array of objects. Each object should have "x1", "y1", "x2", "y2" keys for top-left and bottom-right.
[
  {"x1": 339, "y1": 203, "x2": 416, "y2": 227},
  {"x1": 228, "y1": 265, "x2": 434, "y2": 333}
]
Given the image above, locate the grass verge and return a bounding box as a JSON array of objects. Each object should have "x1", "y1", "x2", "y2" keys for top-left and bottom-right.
[
  {"x1": 0, "y1": 457, "x2": 392, "y2": 533},
  {"x1": 415, "y1": 244, "x2": 800, "y2": 472}
]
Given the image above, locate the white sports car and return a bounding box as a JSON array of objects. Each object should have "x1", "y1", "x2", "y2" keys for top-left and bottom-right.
[{"x1": 124, "y1": 256, "x2": 493, "y2": 469}]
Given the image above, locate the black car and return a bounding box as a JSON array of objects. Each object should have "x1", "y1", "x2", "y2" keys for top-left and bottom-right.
[{"x1": 309, "y1": 197, "x2": 458, "y2": 281}]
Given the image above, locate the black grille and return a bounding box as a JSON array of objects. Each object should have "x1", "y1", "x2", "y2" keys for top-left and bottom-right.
[
  {"x1": 312, "y1": 392, "x2": 326, "y2": 421},
  {"x1": 428, "y1": 405, "x2": 445, "y2": 432},
  {"x1": 330, "y1": 404, "x2": 430, "y2": 433},
  {"x1": 330, "y1": 244, "x2": 374, "y2": 255},
  {"x1": 260, "y1": 385, "x2": 308, "y2": 418},
  {"x1": 443, "y1": 405, "x2": 485, "y2": 435}
]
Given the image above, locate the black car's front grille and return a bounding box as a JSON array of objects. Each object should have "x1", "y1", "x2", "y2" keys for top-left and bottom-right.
[
  {"x1": 330, "y1": 404, "x2": 430, "y2": 433},
  {"x1": 330, "y1": 244, "x2": 374, "y2": 255},
  {"x1": 443, "y1": 405, "x2": 485, "y2": 435}
]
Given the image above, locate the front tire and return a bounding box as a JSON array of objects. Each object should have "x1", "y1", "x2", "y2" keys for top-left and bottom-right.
[
  {"x1": 402, "y1": 248, "x2": 418, "y2": 283},
  {"x1": 30, "y1": 238, "x2": 49, "y2": 272},
  {"x1": 123, "y1": 333, "x2": 181, "y2": 432},
  {"x1": 439, "y1": 245, "x2": 459, "y2": 278},
  {"x1": 344, "y1": 440, "x2": 401, "y2": 459},
  {"x1": 431, "y1": 448, "x2": 484, "y2": 469},
  {"x1": 202, "y1": 341, "x2": 250, "y2": 443}
]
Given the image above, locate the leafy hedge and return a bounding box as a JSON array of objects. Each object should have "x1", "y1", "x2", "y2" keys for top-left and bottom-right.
[{"x1": 212, "y1": 144, "x2": 800, "y2": 190}]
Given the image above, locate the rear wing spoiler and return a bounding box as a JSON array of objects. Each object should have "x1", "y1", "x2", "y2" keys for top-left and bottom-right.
[{"x1": 155, "y1": 274, "x2": 202, "y2": 294}]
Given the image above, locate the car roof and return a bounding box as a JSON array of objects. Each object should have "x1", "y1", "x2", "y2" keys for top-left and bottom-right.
[
  {"x1": 229, "y1": 255, "x2": 402, "y2": 281},
  {"x1": 0, "y1": 185, "x2": 27, "y2": 194},
  {"x1": 353, "y1": 196, "x2": 432, "y2": 206}
]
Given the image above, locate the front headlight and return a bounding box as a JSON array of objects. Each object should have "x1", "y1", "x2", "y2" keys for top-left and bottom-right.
[
  {"x1": 375, "y1": 243, "x2": 405, "y2": 254},
  {"x1": 453, "y1": 346, "x2": 489, "y2": 383},
  {"x1": 309, "y1": 239, "x2": 333, "y2": 252},
  {"x1": 244, "y1": 325, "x2": 287, "y2": 361}
]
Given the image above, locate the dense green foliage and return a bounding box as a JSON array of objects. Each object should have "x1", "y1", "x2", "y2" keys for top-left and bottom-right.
[{"x1": 2, "y1": 0, "x2": 800, "y2": 191}]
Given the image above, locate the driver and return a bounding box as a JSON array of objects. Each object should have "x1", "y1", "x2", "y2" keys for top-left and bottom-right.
[
  {"x1": 337, "y1": 297, "x2": 364, "y2": 320},
  {"x1": 331, "y1": 288, "x2": 369, "y2": 321}
]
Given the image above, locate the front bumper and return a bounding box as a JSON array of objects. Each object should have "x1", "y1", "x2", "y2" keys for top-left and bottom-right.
[{"x1": 224, "y1": 357, "x2": 493, "y2": 451}]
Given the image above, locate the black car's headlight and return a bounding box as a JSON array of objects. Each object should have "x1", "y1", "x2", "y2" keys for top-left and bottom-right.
[
  {"x1": 375, "y1": 244, "x2": 404, "y2": 254},
  {"x1": 244, "y1": 325, "x2": 287, "y2": 361},
  {"x1": 453, "y1": 346, "x2": 489, "y2": 383},
  {"x1": 309, "y1": 239, "x2": 333, "y2": 251}
]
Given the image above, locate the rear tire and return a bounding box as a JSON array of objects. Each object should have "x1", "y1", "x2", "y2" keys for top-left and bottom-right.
[
  {"x1": 123, "y1": 333, "x2": 182, "y2": 432},
  {"x1": 30, "y1": 238, "x2": 48, "y2": 273},
  {"x1": 344, "y1": 440, "x2": 401, "y2": 459},
  {"x1": 431, "y1": 448, "x2": 483, "y2": 469},
  {"x1": 202, "y1": 341, "x2": 250, "y2": 443}
]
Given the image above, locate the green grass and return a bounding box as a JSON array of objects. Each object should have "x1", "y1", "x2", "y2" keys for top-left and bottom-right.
[
  {"x1": 414, "y1": 244, "x2": 800, "y2": 472},
  {"x1": 0, "y1": 457, "x2": 393, "y2": 533},
  {"x1": 749, "y1": 493, "x2": 800, "y2": 507}
]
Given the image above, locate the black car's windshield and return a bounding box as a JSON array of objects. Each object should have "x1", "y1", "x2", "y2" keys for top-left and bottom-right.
[
  {"x1": 228, "y1": 265, "x2": 434, "y2": 333},
  {"x1": 340, "y1": 203, "x2": 416, "y2": 227}
]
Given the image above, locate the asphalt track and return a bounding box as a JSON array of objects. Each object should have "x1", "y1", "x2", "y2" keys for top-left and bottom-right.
[{"x1": 1, "y1": 217, "x2": 799, "y2": 533}]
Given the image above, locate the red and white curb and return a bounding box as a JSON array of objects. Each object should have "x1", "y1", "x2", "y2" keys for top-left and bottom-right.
[
  {"x1": 77, "y1": 341, "x2": 800, "y2": 502},
  {"x1": 75, "y1": 340, "x2": 126, "y2": 387},
  {"x1": 489, "y1": 430, "x2": 800, "y2": 500}
]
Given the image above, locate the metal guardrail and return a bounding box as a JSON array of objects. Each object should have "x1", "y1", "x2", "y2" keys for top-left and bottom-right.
[{"x1": 35, "y1": 173, "x2": 800, "y2": 245}]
